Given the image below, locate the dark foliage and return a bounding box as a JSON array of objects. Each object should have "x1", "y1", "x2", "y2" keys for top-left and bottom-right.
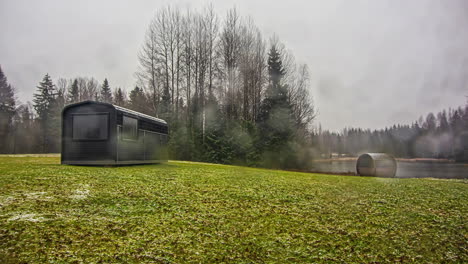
[
  {"x1": 0, "y1": 65, "x2": 16, "y2": 153},
  {"x1": 100, "y1": 78, "x2": 112, "y2": 103}
]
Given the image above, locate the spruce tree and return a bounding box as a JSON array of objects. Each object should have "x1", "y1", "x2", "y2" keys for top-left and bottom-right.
[
  {"x1": 450, "y1": 109, "x2": 462, "y2": 134},
  {"x1": 100, "y1": 78, "x2": 112, "y2": 103},
  {"x1": 257, "y1": 44, "x2": 296, "y2": 169},
  {"x1": 33, "y1": 74, "x2": 56, "y2": 121},
  {"x1": 113, "y1": 88, "x2": 125, "y2": 106},
  {"x1": 463, "y1": 103, "x2": 468, "y2": 130},
  {"x1": 129, "y1": 86, "x2": 149, "y2": 114},
  {"x1": 267, "y1": 44, "x2": 286, "y2": 99},
  {"x1": 33, "y1": 74, "x2": 56, "y2": 152},
  {"x1": 424, "y1": 113, "x2": 436, "y2": 132},
  {"x1": 0, "y1": 65, "x2": 16, "y2": 153},
  {"x1": 0, "y1": 66, "x2": 15, "y2": 115},
  {"x1": 437, "y1": 110, "x2": 449, "y2": 132},
  {"x1": 258, "y1": 44, "x2": 289, "y2": 122},
  {"x1": 67, "y1": 79, "x2": 79, "y2": 104}
]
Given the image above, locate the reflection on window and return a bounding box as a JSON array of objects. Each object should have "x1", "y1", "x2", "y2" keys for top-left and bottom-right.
[
  {"x1": 73, "y1": 114, "x2": 108, "y2": 140},
  {"x1": 123, "y1": 116, "x2": 138, "y2": 140}
]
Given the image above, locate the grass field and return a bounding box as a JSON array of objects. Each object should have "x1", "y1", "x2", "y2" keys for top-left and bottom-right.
[{"x1": 0, "y1": 156, "x2": 467, "y2": 263}]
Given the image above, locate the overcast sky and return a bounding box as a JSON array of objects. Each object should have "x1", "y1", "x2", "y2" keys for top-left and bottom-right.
[{"x1": 1, "y1": 0, "x2": 467, "y2": 131}]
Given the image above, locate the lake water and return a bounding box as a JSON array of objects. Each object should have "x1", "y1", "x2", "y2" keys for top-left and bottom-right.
[{"x1": 312, "y1": 160, "x2": 468, "y2": 179}]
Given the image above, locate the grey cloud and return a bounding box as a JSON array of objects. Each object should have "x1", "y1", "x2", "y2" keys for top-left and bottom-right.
[{"x1": 1, "y1": 0, "x2": 467, "y2": 131}]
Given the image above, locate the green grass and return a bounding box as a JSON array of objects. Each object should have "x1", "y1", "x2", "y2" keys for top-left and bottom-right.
[{"x1": 0, "y1": 156, "x2": 467, "y2": 263}]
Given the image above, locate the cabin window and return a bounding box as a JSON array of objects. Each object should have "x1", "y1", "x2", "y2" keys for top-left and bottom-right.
[
  {"x1": 123, "y1": 116, "x2": 138, "y2": 140},
  {"x1": 72, "y1": 113, "x2": 109, "y2": 140}
]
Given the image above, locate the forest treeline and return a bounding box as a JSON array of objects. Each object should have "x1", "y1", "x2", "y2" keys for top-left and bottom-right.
[
  {"x1": 0, "y1": 6, "x2": 467, "y2": 166},
  {"x1": 314, "y1": 106, "x2": 468, "y2": 161},
  {"x1": 0, "y1": 6, "x2": 316, "y2": 169}
]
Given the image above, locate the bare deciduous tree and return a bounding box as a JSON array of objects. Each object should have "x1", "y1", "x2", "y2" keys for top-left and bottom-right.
[{"x1": 218, "y1": 8, "x2": 241, "y2": 120}]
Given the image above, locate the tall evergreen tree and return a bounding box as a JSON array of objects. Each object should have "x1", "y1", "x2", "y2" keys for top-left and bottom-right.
[
  {"x1": 33, "y1": 74, "x2": 55, "y2": 121},
  {"x1": 113, "y1": 87, "x2": 126, "y2": 106},
  {"x1": 423, "y1": 112, "x2": 436, "y2": 132},
  {"x1": 437, "y1": 110, "x2": 449, "y2": 132},
  {"x1": 0, "y1": 65, "x2": 16, "y2": 153},
  {"x1": 100, "y1": 78, "x2": 112, "y2": 103},
  {"x1": 129, "y1": 86, "x2": 149, "y2": 114},
  {"x1": 267, "y1": 44, "x2": 286, "y2": 98},
  {"x1": 258, "y1": 44, "x2": 290, "y2": 122},
  {"x1": 450, "y1": 109, "x2": 463, "y2": 134},
  {"x1": 463, "y1": 103, "x2": 468, "y2": 130},
  {"x1": 67, "y1": 79, "x2": 79, "y2": 104},
  {"x1": 257, "y1": 44, "x2": 296, "y2": 168},
  {"x1": 33, "y1": 74, "x2": 57, "y2": 152}
]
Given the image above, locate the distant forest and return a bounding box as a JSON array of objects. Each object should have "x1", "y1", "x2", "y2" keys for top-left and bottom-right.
[
  {"x1": 315, "y1": 108, "x2": 468, "y2": 161},
  {"x1": 0, "y1": 6, "x2": 467, "y2": 167}
]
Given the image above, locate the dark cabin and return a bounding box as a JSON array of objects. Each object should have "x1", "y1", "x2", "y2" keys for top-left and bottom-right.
[{"x1": 61, "y1": 101, "x2": 168, "y2": 165}]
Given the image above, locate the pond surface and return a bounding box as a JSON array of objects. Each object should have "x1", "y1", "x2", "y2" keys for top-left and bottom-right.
[{"x1": 312, "y1": 160, "x2": 468, "y2": 179}]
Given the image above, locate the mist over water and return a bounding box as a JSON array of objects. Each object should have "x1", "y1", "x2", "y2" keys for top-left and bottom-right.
[{"x1": 313, "y1": 159, "x2": 468, "y2": 179}]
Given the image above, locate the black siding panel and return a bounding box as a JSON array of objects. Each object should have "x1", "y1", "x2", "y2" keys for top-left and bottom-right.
[
  {"x1": 117, "y1": 129, "x2": 168, "y2": 162},
  {"x1": 62, "y1": 103, "x2": 116, "y2": 162},
  {"x1": 117, "y1": 130, "x2": 145, "y2": 161}
]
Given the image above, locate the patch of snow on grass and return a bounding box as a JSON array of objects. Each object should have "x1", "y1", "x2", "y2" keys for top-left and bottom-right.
[
  {"x1": 0, "y1": 196, "x2": 15, "y2": 208},
  {"x1": 8, "y1": 213, "x2": 46, "y2": 222},
  {"x1": 1, "y1": 192, "x2": 52, "y2": 207},
  {"x1": 25, "y1": 191, "x2": 48, "y2": 199},
  {"x1": 70, "y1": 185, "x2": 90, "y2": 200}
]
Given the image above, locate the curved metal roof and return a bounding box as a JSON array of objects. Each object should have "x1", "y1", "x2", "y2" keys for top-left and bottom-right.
[
  {"x1": 63, "y1": 100, "x2": 167, "y2": 125},
  {"x1": 114, "y1": 105, "x2": 167, "y2": 125}
]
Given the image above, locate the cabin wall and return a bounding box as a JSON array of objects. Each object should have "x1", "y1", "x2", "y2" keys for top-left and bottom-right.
[
  {"x1": 143, "y1": 131, "x2": 168, "y2": 161},
  {"x1": 115, "y1": 111, "x2": 168, "y2": 163},
  {"x1": 116, "y1": 129, "x2": 168, "y2": 162},
  {"x1": 62, "y1": 104, "x2": 116, "y2": 163}
]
